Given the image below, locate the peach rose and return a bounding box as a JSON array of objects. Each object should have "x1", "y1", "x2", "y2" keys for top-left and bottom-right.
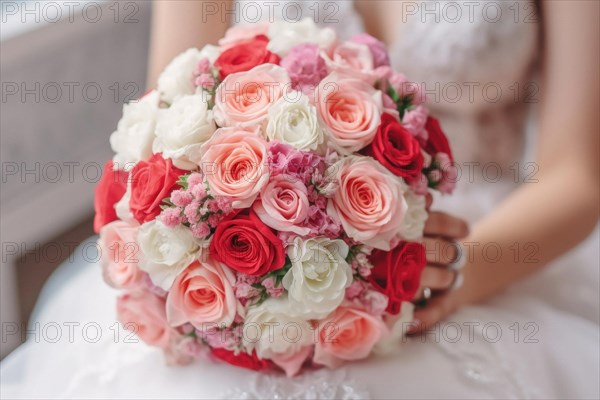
[
  {"x1": 314, "y1": 306, "x2": 389, "y2": 369},
  {"x1": 327, "y1": 155, "x2": 407, "y2": 250},
  {"x1": 193, "y1": 126, "x2": 270, "y2": 208},
  {"x1": 218, "y1": 23, "x2": 269, "y2": 50},
  {"x1": 99, "y1": 220, "x2": 144, "y2": 289},
  {"x1": 252, "y1": 174, "x2": 311, "y2": 235},
  {"x1": 316, "y1": 72, "x2": 383, "y2": 154},
  {"x1": 166, "y1": 260, "x2": 241, "y2": 331},
  {"x1": 117, "y1": 288, "x2": 173, "y2": 348},
  {"x1": 213, "y1": 64, "x2": 291, "y2": 127},
  {"x1": 323, "y1": 42, "x2": 378, "y2": 84},
  {"x1": 271, "y1": 346, "x2": 313, "y2": 377}
]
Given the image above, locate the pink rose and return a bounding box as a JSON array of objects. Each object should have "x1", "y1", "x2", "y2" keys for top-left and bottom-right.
[
  {"x1": 252, "y1": 174, "x2": 311, "y2": 235},
  {"x1": 314, "y1": 306, "x2": 388, "y2": 368},
  {"x1": 194, "y1": 126, "x2": 269, "y2": 208},
  {"x1": 165, "y1": 335, "x2": 205, "y2": 366},
  {"x1": 327, "y1": 156, "x2": 407, "y2": 250},
  {"x1": 410, "y1": 173, "x2": 429, "y2": 196},
  {"x1": 402, "y1": 105, "x2": 429, "y2": 141},
  {"x1": 117, "y1": 288, "x2": 173, "y2": 348},
  {"x1": 280, "y1": 43, "x2": 328, "y2": 95},
  {"x1": 213, "y1": 64, "x2": 291, "y2": 127},
  {"x1": 99, "y1": 220, "x2": 144, "y2": 289},
  {"x1": 350, "y1": 33, "x2": 390, "y2": 68},
  {"x1": 382, "y1": 92, "x2": 399, "y2": 114},
  {"x1": 389, "y1": 72, "x2": 425, "y2": 105},
  {"x1": 324, "y1": 42, "x2": 378, "y2": 84},
  {"x1": 166, "y1": 260, "x2": 241, "y2": 331},
  {"x1": 430, "y1": 152, "x2": 457, "y2": 194},
  {"x1": 271, "y1": 346, "x2": 313, "y2": 377},
  {"x1": 218, "y1": 23, "x2": 269, "y2": 50},
  {"x1": 316, "y1": 73, "x2": 383, "y2": 154}
]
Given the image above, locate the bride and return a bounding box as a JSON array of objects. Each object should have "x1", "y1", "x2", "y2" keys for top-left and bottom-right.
[{"x1": 2, "y1": 1, "x2": 599, "y2": 398}]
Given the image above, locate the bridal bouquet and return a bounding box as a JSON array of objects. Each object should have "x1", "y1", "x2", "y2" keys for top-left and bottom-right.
[{"x1": 94, "y1": 19, "x2": 455, "y2": 376}]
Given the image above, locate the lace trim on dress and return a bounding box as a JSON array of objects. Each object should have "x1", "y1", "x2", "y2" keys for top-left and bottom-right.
[{"x1": 220, "y1": 369, "x2": 370, "y2": 400}]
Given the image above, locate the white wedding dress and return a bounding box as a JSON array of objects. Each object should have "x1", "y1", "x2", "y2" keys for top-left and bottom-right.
[{"x1": 2, "y1": 1, "x2": 599, "y2": 398}]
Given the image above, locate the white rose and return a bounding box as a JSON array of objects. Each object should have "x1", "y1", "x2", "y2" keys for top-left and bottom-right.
[
  {"x1": 267, "y1": 18, "x2": 336, "y2": 56},
  {"x1": 109, "y1": 90, "x2": 159, "y2": 169},
  {"x1": 153, "y1": 94, "x2": 216, "y2": 170},
  {"x1": 282, "y1": 236, "x2": 353, "y2": 319},
  {"x1": 265, "y1": 93, "x2": 324, "y2": 153},
  {"x1": 157, "y1": 45, "x2": 220, "y2": 104},
  {"x1": 138, "y1": 220, "x2": 200, "y2": 290},
  {"x1": 115, "y1": 180, "x2": 134, "y2": 222},
  {"x1": 243, "y1": 297, "x2": 313, "y2": 360},
  {"x1": 374, "y1": 302, "x2": 415, "y2": 355},
  {"x1": 400, "y1": 189, "x2": 427, "y2": 241}
]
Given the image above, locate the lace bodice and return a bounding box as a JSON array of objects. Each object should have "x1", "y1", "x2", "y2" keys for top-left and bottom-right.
[
  {"x1": 234, "y1": 0, "x2": 539, "y2": 170},
  {"x1": 390, "y1": 0, "x2": 539, "y2": 167}
]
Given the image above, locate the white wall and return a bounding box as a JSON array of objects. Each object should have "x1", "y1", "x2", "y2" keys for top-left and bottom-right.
[{"x1": 0, "y1": 1, "x2": 151, "y2": 358}]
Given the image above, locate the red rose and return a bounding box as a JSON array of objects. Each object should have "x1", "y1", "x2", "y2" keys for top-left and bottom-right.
[
  {"x1": 129, "y1": 154, "x2": 185, "y2": 224},
  {"x1": 214, "y1": 35, "x2": 280, "y2": 79},
  {"x1": 364, "y1": 113, "x2": 424, "y2": 183},
  {"x1": 422, "y1": 116, "x2": 454, "y2": 162},
  {"x1": 368, "y1": 241, "x2": 426, "y2": 315},
  {"x1": 210, "y1": 212, "x2": 285, "y2": 276},
  {"x1": 211, "y1": 347, "x2": 272, "y2": 371},
  {"x1": 94, "y1": 160, "x2": 128, "y2": 233}
]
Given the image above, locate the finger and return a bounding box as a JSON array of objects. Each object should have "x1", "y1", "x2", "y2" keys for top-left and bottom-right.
[
  {"x1": 413, "y1": 287, "x2": 425, "y2": 301},
  {"x1": 423, "y1": 237, "x2": 458, "y2": 265},
  {"x1": 425, "y1": 193, "x2": 433, "y2": 210},
  {"x1": 424, "y1": 212, "x2": 469, "y2": 239},
  {"x1": 420, "y1": 266, "x2": 455, "y2": 290},
  {"x1": 408, "y1": 296, "x2": 453, "y2": 335}
]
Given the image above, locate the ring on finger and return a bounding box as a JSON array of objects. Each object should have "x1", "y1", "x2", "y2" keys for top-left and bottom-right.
[
  {"x1": 448, "y1": 240, "x2": 466, "y2": 271},
  {"x1": 422, "y1": 287, "x2": 432, "y2": 300},
  {"x1": 450, "y1": 271, "x2": 464, "y2": 290}
]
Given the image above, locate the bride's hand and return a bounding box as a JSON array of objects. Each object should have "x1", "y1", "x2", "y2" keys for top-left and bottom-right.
[
  {"x1": 409, "y1": 195, "x2": 469, "y2": 334},
  {"x1": 416, "y1": 195, "x2": 469, "y2": 296}
]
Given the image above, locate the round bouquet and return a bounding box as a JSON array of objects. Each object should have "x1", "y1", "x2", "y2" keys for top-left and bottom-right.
[{"x1": 94, "y1": 19, "x2": 455, "y2": 376}]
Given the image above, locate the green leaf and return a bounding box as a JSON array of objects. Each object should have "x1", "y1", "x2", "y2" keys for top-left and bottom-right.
[
  {"x1": 177, "y1": 174, "x2": 190, "y2": 190},
  {"x1": 161, "y1": 196, "x2": 175, "y2": 210},
  {"x1": 252, "y1": 290, "x2": 269, "y2": 307},
  {"x1": 186, "y1": 330, "x2": 197, "y2": 338},
  {"x1": 397, "y1": 96, "x2": 413, "y2": 119},
  {"x1": 386, "y1": 86, "x2": 398, "y2": 102},
  {"x1": 386, "y1": 86, "x2": 414, "y2": 119}
]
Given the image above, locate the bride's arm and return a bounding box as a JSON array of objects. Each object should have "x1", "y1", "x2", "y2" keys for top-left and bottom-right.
[
  {"x1": 412, "y1": 0, "x2": 599, "y2": 331},
  {"x1": 146, "y1": 0, "x2": 231, "y2": 88}
]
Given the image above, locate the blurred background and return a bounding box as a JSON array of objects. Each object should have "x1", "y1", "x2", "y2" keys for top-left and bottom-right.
[{"x1": 1, "y1": 0, "x2": 152, "y2": 358}]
